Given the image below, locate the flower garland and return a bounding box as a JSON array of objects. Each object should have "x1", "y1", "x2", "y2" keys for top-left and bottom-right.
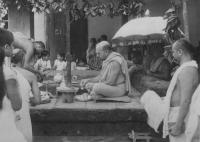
[{"x1": 0, "y1": 0, "x2": 8, "y2": 28}]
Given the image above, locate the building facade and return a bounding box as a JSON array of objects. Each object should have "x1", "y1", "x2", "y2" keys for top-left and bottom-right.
[{"x1": 8, "y1": 0, "x2": 200, "y2": 61}]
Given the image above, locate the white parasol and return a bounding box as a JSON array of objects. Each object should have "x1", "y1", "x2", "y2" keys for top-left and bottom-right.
[{"x1": 112, "y1": 17, "x2": 167, "y2": 46}]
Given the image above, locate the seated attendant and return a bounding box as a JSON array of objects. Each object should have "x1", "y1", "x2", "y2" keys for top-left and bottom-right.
[
  {"x1": 53, "y1": 53, "x2": 67, "y2": 71},
  {"x1": 34, "y1": 50, "x2": 51, "y2": 72},
  {"x1": 146, "y1": 47, "x2": 171, "y2": 81}
]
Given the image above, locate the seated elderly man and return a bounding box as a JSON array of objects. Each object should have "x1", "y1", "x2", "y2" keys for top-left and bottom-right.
[
  {"x1": 146, "y1": 47, "x2": 171, "y2": 81},
  {"x1": 75, "y1": 41, "x2": 131, "y2": 101}
]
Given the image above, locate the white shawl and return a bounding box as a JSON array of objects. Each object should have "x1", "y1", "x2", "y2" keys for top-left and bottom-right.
[{"x1": 100, "y1": 52, "x2": 131, "y2": 94}]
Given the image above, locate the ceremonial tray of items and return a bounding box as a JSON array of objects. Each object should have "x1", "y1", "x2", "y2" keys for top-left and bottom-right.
[
  {"x1": 56, "y1": 78, "x2": 78, "y2": 103},
  {"x1": 39, "y1": 70, "x2": 99, "y2": 104}
]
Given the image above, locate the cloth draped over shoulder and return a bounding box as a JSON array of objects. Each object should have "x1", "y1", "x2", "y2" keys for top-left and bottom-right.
[
  {"x1": 163, "y1": 60, "x2": 198, "y2": 138},
  {"x1": 141, "y1": 60, "x2": 198, "y2": 138},
  {"x1": 99, "y1": 52, "x2": 131, "y2": 94},
  {"x1": 141, "y1": 90, "x2": 165, "y2": 132}
]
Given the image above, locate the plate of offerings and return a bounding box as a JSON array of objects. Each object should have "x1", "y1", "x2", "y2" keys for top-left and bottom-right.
[{"x1": 43, "y1": 80, "x2": 59, "y2": 85}]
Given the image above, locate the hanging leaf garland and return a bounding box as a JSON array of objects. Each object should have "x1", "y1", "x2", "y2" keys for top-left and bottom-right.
[
  {"x1": 1, "y1": 0, "x2": 145, "y2": 21},
  {"x1": 0, "y1": 0, "x2": 8, "y2": 28}
]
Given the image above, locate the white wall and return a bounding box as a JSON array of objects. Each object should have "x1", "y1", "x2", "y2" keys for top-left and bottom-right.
[
  {"x1": 34, "y1": 12, "x2": 46, "y2": 43},
  {"x1": 8, "y1": 6, "x2": 31, "y2": 38},
  {"x1": 88, "y1": 15, "x2": 122, "y2": 42}
]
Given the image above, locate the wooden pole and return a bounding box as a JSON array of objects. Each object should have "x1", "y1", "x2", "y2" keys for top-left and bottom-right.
[
  {"x1": 182, "y1": 0, "x2": 190, "y2": 40},
  {"x1": 65, "y1": 9, "x2": 72, "y2": 87}
]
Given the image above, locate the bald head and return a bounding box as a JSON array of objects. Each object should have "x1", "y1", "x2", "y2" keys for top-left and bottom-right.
[
  {"x1": 96, "y1": 41, "x2": 112, "y2": 60},
  {"x1": 173, "y1": 38, "x2": 196, "y2": 58},
  {"x1": 96, "y1": 41, "x2": 111, "y2": 51}
]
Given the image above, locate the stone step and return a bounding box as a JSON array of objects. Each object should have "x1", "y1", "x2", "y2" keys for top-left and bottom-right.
[
  {"x1": 31, "y1": 98, "x2": 151, "y2": 136},
  {"x1": 31, "y1": 98, "x2": 166, "y2": 142},
  {"x1": 33, "y1": 136, "x2": 168, "y2": 142}
]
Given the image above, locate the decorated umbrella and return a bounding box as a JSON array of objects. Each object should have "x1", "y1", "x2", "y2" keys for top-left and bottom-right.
[{"x1": 112, "y1": 16, "x2": 167, "y2": 46}]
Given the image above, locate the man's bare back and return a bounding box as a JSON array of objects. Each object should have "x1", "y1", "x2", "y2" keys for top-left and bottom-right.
[{"x1": 171, "y1": 67, "x2": 199, "y2": 107}]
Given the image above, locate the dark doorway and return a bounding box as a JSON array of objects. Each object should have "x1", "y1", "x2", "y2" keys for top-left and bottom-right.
[
  {"x1": 53, "y1": 12, "x2": 67, "y2": 54},
  {"x1": 70, "y1": 18, "x2": 88, "y2": 62},
  {"x1": 46, "y1": 13, "x2": 88, "y2": 62}
]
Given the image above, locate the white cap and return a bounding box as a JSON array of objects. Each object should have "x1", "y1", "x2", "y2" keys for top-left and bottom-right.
[{"x1": 96, "y1": 41, "x2": 110, "y2": 50}]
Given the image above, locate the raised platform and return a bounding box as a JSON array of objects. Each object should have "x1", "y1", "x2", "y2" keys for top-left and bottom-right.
[
  {"x1": 34, "y1": 136, "x2": 168, "y2": 142},
  {"x1": 30, "y1": 98, "x2": 151, "y2": 136},
  {"x1": 33, "y1": 70, "x2": 168, "y2": 139}
]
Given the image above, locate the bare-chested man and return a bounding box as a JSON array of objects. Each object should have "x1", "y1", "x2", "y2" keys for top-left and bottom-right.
[
  {"x1": 141, "y1": 39, "x2": 199, "y2": 142},
  {"x1": 11, "y1": 32, "x2": 45, "y2": 82},
  {"x1": 0, "y1": 28, "x2": 38, "y2": 142},
  {"x1": 168, "y1": 39, "x2": 199, "y2": 141},
  {"x1": 12, "y1": 33, "x2": 44, "y2": 68},
  {"x1": 0, "y1": 28, "x2": 21, "y2": 111}
]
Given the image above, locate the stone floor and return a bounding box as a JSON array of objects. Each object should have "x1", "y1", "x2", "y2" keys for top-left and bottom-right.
[
  {"x1": 34, "y1": 136, "x2": 168, "y2": 142},
  {"x1": 34, "y1": 136, "x2": 130, "y2": 142},
  {"x1": 31, "y1": 97, "x2": 143, "y2": 111},
  {"x1": 31, "y1": 98, "x2": 148, "y2": 136}
]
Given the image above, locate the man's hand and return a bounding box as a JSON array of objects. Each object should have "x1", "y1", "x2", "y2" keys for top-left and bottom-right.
[{"x1": 169, "y1": 123, "x2": 185, "y2": 136}]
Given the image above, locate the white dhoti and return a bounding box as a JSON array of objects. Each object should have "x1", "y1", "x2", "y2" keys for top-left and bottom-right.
[
  {"x1": 92, "y1": 83, "x2": 126, "y2": 97},
  {"x1": 14, "y1": 69, "x2": 32, "y2": 142},
  {"x1": 168, "y1": 107, "x2": 186, "y2": 142}
]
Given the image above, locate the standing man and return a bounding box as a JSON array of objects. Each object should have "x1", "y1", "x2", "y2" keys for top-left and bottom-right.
[
  {"x1": 12, "y1": 32, "x2": 45, "y2": 81},
  {"x1": 141, "y1": 38, "x2": 199, "y2": 142},
  {"x1": 0, "y1": 28, "x2": 22, "y2": 112},
  {"x1": 167, "y1": 39, "x2": 199, "y2": 141}
]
